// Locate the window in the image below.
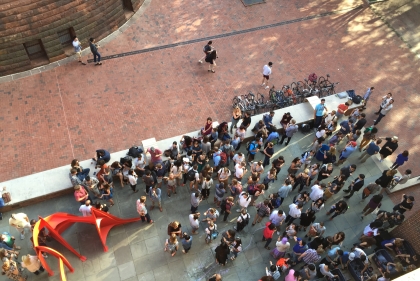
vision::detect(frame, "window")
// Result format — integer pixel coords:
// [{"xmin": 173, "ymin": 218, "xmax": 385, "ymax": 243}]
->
[
  {"xmin": 57, "ymin": 28, "xmax": 75, "ymax": 46},
  {"xmin": 23, "ymin": 40, "xmax": 47, "ymax": 60}
]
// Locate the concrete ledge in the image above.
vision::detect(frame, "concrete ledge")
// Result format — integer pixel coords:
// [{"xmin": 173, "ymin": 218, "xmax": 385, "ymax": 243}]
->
[{"xmin": 1, "ymin": 94, "xmax": 364, "ymax": 211}]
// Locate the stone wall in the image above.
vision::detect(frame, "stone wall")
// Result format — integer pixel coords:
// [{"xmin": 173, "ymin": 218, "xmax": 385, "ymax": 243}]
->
[{"xmin": 0, "ymin": 0, "xmax": 145, "ymax": 76}]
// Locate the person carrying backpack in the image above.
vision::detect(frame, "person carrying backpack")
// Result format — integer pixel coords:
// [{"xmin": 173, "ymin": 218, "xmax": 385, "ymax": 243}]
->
[
  {"xmin": 199, "ymin": 41, "xmax": 213, "ymax": 63},
  {"xmin": 234, "ymin": 208, "xmax": 250, "ymax": 232},
  {"xmin": 247, "ymin": 138, "xmax": 262, "ymax": 162},
  {"xmin": 186, "ymin": 164, "xmax": 200, "ymax": 191},
  {"xmin": 252, "ymin": 199, "xmax": 271, "ymax": 226}
]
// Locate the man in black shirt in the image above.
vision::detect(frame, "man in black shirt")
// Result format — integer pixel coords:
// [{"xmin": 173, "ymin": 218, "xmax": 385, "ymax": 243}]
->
[
  {"xmin": 199, "ymin": 41, "xmax": 213, "ymax": 63},
  {"xmin": 353, "ymin": 113, "xmax": 367, "ymax": 133},
  {"xmin": 340, "ymin": 164, "xmax": 357, "ymax": 180},
  {"xmin": 240, "ymin": 112, "xmax": 251, "ymax": 131}
]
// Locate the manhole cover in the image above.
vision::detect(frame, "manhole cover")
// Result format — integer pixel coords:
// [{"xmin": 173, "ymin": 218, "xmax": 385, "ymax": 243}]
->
[{"xmin": 241, "ymin": 0, "xmax": 266, "ymax": 7}]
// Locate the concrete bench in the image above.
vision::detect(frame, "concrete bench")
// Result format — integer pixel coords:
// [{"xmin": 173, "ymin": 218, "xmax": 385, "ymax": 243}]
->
[{"xmin": 0, "ymin": 95, "xmax": 365, "ymax": 211}]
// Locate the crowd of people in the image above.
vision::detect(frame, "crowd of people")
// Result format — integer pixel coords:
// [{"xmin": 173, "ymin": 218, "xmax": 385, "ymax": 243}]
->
[{"xmin": 1, "ymin": 87, "xmax": 416, "ymax": 281}]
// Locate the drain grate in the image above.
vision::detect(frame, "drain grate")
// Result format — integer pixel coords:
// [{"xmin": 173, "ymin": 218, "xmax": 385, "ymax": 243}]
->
[
  {"xmin": 87, "ymin": 5, "xmax": 363, "ymax": 63},
  {"xmin": 241, "ymin": 0, "xmax": 266, "ymax": 7}
]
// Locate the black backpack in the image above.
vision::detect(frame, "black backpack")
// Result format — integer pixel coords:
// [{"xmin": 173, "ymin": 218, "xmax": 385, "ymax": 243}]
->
[
  {"xmin": 353, "ymin": 95, "xmax": 362, "ymax": 104},
  {"xmin": 220, "ymin": 198, "xmax": 227, "ymax": 210},
  {"xmin": 242, "ymin": 214, "xmax": 250, "ymax": 225},
  {"xmin": 187, "ymin": 169, "xmax": 196, "ymax": 181},
  {"xmin": 301, "ymin": 123, "xmax": 311, "ymax": 133},
  {"xmin": 120, "ymin": 156, "xmax": 132, "ymax": 166},
  {"xmin": 127, "ymin": 146, "xmax": 143, "ymax": 158}
]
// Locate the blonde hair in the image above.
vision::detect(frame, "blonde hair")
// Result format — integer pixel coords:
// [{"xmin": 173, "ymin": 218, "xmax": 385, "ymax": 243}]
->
[
  {"xmin": 170, "ymin": 221, "xmax": 179, "ymax": 228},
  {"xmin": 233, "ymin": 107, "xmax": 241, "ymax": 115},
  {"xmin": 395, "ymin": 238, "xmax": 404, "ymax": 247},
  {"xmin": 169, "ymin": 233, "xmax": 177, "ymax": 244},
  {"xmin": 303, "ymin": 169, "xmax": 309, "ymax": 175},
  {"xmin": 387, "ymin": 170, "xmax": 398, "ymax": 177},
  {"xmin": 329, "ymin": 147, "xmax": 336, "ymax": 154},
  {"xmin": 22, "ymin": 254, "xmax": 31, "ymax": 266},
  {"xmin": 291, "ymin": 119, "xmax": 296, "ymax": 124}
]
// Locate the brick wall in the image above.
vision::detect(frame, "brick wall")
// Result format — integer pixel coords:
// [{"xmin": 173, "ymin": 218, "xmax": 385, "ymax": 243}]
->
[
  {"xmin": 389, "ymin": 184, "xmax": 420, "ymax": 253},
  {"xmin": 0, "ymin": 0, "xmax": 145, "ymax": 76},
  {"xmin": 391, "ymin": 210, "xmax": 420, "ymax": 254}
]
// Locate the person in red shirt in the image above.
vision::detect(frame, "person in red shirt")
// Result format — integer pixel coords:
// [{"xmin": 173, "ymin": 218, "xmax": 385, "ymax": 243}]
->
[
  {"xmin": 147, "ymin": 147, "xmax": 163, "ymax": 168},
  {"xmin": 74, "ymin": 185, "xmax": 92, "ymax": 205},
  {"xmin": 96, "ymin": 160, "xmax": 108, "ymax": 183},
  {"xmin": 336, "ymin": 102, "xmax": 349, "ymax": 119},
  {"xmin": 201, "ymin": 117, "xmax": 213, "ymax": 136},
  {"xmin": 262, "ymin": 222, "xmax": 276, "ymax": 250}
]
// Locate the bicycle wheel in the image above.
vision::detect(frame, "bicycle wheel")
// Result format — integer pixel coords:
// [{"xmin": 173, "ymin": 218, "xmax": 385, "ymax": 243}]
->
[{"xmin": 318, "ymin": 76, "xmax": 326, "ymax": 88}]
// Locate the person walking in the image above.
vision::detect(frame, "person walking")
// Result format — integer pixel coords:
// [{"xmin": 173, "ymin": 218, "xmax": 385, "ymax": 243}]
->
[
  {"xmin": 79, "ymin": 200, "xmax": 92, "ymax": 217},
  {"xmin": 359, "ymin": 126, "xmax": 378, "ymax": 151},
  {"xmin": 205, "ymin": 49, "xmax": 218, "ymax": 73},
  {"xmin": 378, "ymin": 136, "xmax": 398, "ymax": 162},
  {"xmin": 261, "ymin": 62, "xmax": 273, "ymax": 89},
  {"xmin": 390, "ymin": 150, "xmax": 409, "ymax": 169},
  {"xmin": 359, "ymin": 139, "xmax": 382, "ymax": 163},
  {"xmin": 8, "ymin": 213, "xmax": 30, "ymax": 240},
  {"xmin": 220, "ymin": 197, "xmax": 235, "ymax": 222},
  {"xmin": 314, "ymin": 99, "xmax": 328, "ymax": 129},
  {"xmin": 335, "ymin": 141, "xmax": 357, "ymax": 166},
  {"xmin": 234, "ymin": 208, "xmax": 250, "ymax": 232},
  {"xmin": 72, "ymin": 37, "xmax": 86, "ymax": 65},
  {"xmin": 362, "ymin": 87, "xmax": 374, "ymax": 109},
  {"xmin": 361, "ymin": 194, "xmax": 383, "ymax": 219},
  {"xmin": 278, "ymin": 179, "xmax": 292, "ymax": 205},
  {"xmin": 326, "ymin": 200, "xmax": 348, "ymax": 220},
  {"xmin": 89, "ymin": 37, "xmax": 102, "ymax": 65},
  {"xmin": 374, "ymin": 93, "xmax": 392, "ymax": 115},
  {"xmin": 262, "ymin": 222, "xmax": 276, "ymax": 250},
  {"xmin": 136, "ymin": 196, "xmax": 153, "ymax": 223},
  {"xmin": 199, "ymin": 41, "xmax": 213, "ymax": 63},
  {"xmin": 374, "ymin": 99, "xmax": 394, "ymax": 126}
]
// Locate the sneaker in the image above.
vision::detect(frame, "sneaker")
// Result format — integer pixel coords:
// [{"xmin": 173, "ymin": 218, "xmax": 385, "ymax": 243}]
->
[
  {"xmin": 265, "ymin": 86, "xmax": 269, "ymax": 89},
  {"xmin": 277, "ymin": 231, "xmax": 280, "ymax": 236},
  {"xmin": 20, "ymin": 233, "xmax": 25, "ymax": 240},
  {"xmin": 233, "ymin": 227, "xmax": 237, "ymax": 230},
  {"xmin": 261, "ymin": 83, "xmax": 265, "ymax": 87},
  {"xmin": 373, "ymin": 120, "xmax": 376, "ymax": 122},
  {"xmin": 198, "ymin": 60, "xmax": 203, "ymax": 63}
]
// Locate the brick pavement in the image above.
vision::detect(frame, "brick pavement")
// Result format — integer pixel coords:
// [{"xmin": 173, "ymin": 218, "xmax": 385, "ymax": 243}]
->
[{"xmin": 0, "ymin": 0, "xmax": 419, "ymax": 199}]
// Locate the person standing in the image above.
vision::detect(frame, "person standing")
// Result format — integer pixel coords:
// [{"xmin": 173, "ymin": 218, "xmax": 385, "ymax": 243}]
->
[
  {"xmin": 190, "ymin": 192, "xmax": 202, "ymax": 213},
  {"xmin": 128, "ymin": 169, "xmax": 139, "ymax": 193},
  {"xmin": 269, "ymin": 210, "xmax": 286, "ymax": 235},
  {"xmin": 374, "ymin": 93, "xmax": 393, "ymax": 115},
  {"xmin": 362, "ymin": 87, "xmax": 374, "ymax": 109},
  {"xmin": 343, "ymin": 174, "xmax": 365, "ymax": 199},
  {"xmin": 146, "ymin": 147, "xmax": 163, "ymax": 167},
  {"xmin": 261, "ymin": 62, "xmax": 273, "ymax": 89},
  {"xmin": 262, "ymin": 222, "xmax": 276, "ymax": 250},
  {"xmin": 149, "ymin": 185, "xmax": 162, "ymax": 212},
  {"xmin": 72, "ymin": 37, "xmax": 86, "ymax": 65},
  {"xmin": 393, "ymin": 194, "xmax": 414, "ymax": 214},
  {"xmin": 378, "ymin": 136, "xmax": 399, "ymax": 162},
  {"xmin": 278, "ymin": 179, "xmax": 292, "ymax": 205},
  {"xmin": 21, "ymin": 254, "xmax": 45, "ymax": 275},
  {"xmin": 136, "ymin": 196, "xmax": 153, "ymax": 223},
  {"xmin": 181, "ymin": 233, "xmax": 193, "ymax": 254},
  {"xmin": 198, "ymin": 41, "xmax": 213, "ymax": 63},
  {"xmin": 89, "ymin": 37, "xmax": 102, "ymax": 65},
  {"xmin": 230, "ymin": 106, "xmax": 242, "ymax": 134},
  {"xmin": 234, "ymin": 208, "xmax": 250, "ymax": 232},
  {"xmin": 9, "ymin": 213, "xmax": 30, "ymax": 240},
  {"xmin": 79, "ymin": 200, "xmax": 92, "ymax": 217},
  {"xmin": 262, "ymin": 142, "xmax": 274, "ymax": 168},
  {"xmin": 314, "ymin": 99, "xmax": 328, "ymax": 129},
  {"xmin": 374, "ymin": 99, "xmax": 394, "ymax": 126},
  {"xmin": 377, "ymin": 169, "xmax": 398, "ymax": 195},
  {"xmin": 285, "ymin": 203, "xmax": 303, "ymax": 226},
  {"xmin": 220, "ymin": 197, "xmax": 235, "ymax": 222},
  {"xmin": 390, "ymin": 150, "xmax": 409, "ymax": 169},
  {"xmin": 189, "ymin": 213, "xmax": 200, "ymax": 234},
  {"xmin": 279, "ymin": 119, "xmax": 299, "ymax": 146},
  {"xmin": 353, "ymin": 113, "xmax": 367, "ymax": 134},
  {"xmin": 359, "ymin": 139, "xmax": 382, "ymax": 163}
]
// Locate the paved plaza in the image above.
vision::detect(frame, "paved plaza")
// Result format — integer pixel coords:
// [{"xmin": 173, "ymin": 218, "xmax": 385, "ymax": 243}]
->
[
  {"xmin": 0, "ymin": 132, "xmax": 396, "ymax": 281},
  {"xmin": 1, "ymin": 0, "xmax": 420, "ymax": 280}
]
